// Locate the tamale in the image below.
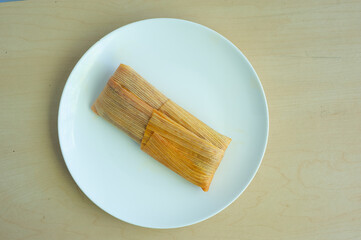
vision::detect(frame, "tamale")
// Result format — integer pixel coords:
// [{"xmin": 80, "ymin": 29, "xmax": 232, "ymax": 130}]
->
[{"xmin": 92, "ymin": 64, "xmax": 232, "ymax": 191}]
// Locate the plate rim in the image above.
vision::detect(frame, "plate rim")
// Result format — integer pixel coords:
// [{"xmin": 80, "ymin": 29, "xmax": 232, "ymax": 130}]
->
[{"xmin": 58, "ymin": 18, "xmax": 269, "ymax": 229}]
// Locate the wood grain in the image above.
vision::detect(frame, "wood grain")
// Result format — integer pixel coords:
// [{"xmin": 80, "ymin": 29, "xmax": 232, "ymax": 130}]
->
[{"xmin": 0, "ymin": 0, "xmax": 360, "ymax": 239}]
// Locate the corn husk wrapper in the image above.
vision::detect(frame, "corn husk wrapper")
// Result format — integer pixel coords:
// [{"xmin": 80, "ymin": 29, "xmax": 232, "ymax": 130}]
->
[
  {"xmin": 92, "ymin": 78, "xmax": 153, "ymax": 143},
  {"xmin": 92, "ymin": 64, "xmax": 231, "ymax": 191}
]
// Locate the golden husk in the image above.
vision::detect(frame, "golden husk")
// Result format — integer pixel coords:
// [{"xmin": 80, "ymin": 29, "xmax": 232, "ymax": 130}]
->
[{"xmin": 92, "ymin": 64, "xmax": 232, "ymax": 191}]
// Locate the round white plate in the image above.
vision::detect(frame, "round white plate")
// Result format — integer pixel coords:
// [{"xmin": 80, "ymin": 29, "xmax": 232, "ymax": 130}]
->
[{"xmin": 58, "ymin": 18, "xmax": 268, "ymax": 229}]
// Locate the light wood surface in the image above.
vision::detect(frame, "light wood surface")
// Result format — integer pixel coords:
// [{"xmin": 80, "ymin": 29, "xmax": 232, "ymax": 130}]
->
[{"xmin": 1, "ymin": 0, "xmax": 360, "ymax": 239}]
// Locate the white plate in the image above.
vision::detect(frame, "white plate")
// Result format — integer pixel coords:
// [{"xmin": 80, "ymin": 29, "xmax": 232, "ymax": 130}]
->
[{"xmin": 58, "ymin": 18, "xmax": 268, "ymax": 229}]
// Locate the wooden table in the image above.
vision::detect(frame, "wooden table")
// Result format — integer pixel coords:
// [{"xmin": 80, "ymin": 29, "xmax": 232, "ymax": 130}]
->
[{"xmin": 1, "ymin": 0, "xmax": 360, "ymax": 239}]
